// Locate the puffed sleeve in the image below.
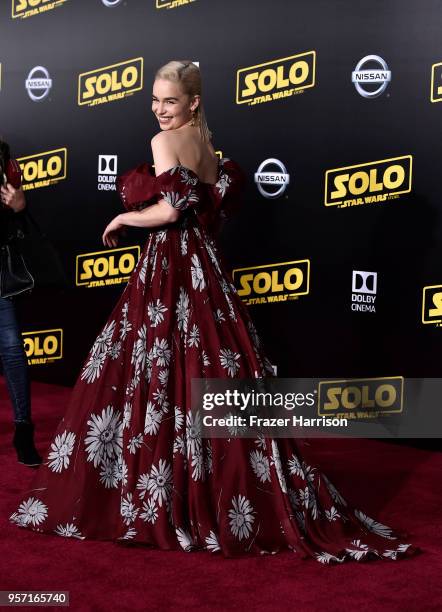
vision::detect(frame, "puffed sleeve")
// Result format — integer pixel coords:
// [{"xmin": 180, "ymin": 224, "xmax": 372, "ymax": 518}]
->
[
  {"xmin": 116, "ymin": 163, "xmax": 200, "ymax": 213},
  {"xmin": 154, "ymin": 165, "xmax": 200, "ymax": 212},
  {"xmin": 214, "ymin": 158, "xmax": 247, "ymax": 221},
  {"xmin": 116, "ymin": 163, "xmax": 159, "ymax": 212}
]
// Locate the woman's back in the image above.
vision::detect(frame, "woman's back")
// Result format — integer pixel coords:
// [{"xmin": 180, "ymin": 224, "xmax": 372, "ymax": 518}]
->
[{"xmin": 158, "ymin": 126, "xmax": 219, "ymax": 185}]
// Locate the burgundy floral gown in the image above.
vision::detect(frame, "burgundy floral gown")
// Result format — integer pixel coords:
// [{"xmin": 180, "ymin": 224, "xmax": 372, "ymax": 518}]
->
[{"xmin": 10, "ymin": 157, "xmax": 420, "ymax": 564}]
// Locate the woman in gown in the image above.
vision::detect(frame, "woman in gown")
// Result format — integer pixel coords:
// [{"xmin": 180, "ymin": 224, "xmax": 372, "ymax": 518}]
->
[{"xmin": 9, "ymin": 61, "xmax": 420, "ymax": 564}]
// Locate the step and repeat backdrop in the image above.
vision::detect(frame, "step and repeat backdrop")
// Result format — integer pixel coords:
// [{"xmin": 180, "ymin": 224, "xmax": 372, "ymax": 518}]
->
[{"xmin": 1, "ymin": 0, "xmax": 442, "ymax": 407}]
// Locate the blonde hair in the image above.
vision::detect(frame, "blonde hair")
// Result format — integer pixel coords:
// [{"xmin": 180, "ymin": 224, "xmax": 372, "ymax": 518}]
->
[{"xmin": 154, "ymin": 60, "xmax": 212, "ymax": 142}]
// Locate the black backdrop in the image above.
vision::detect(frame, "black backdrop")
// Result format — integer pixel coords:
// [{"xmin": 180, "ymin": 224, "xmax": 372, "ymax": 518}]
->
[{"xmin": 1, "ymin": 0, "xmax": 442, "ymax": 411}]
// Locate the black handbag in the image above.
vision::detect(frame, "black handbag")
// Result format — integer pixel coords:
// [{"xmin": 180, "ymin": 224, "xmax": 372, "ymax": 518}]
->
[
  {"xmin": 1, "ymin": 209, "xmax": 68, "ymax": 295},
  {"xmin": 0, "ymin": 240, "xmax": 34, "ymax": 298}
]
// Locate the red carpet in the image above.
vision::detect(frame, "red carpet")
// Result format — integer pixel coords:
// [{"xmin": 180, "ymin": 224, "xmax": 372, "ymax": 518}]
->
[{"xmin": 1, "ymin": 376, "xmax": 441, "ymax": 611}]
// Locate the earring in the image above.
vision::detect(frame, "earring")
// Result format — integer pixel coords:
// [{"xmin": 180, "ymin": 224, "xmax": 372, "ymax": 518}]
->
[{"xmin": 190, "ymin": 110, "xmax": 196, "ymax": 126}]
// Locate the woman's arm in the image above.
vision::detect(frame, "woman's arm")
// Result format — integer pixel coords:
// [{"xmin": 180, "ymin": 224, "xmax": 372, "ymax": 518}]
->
[{"xmin": 102, "ymin": 132, "xmax": 181, "ymax": 246}]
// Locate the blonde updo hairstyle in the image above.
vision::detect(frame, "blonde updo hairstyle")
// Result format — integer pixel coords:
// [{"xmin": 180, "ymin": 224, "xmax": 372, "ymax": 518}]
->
[{"xmin": 154, "ymin": 60, "xmax": 212, "ymax": 142}]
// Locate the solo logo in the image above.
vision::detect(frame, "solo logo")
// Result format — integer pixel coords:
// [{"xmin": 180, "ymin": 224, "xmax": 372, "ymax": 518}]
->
[
  {"xmin": 318, "ymin": 376, "xmax": 403, "ymax": 418},
  {"xmin": 76, "ymin": 245, "xmax": 140, "ymax": 288},
  {"xmin": 236, "ymin": 51, "xmax": 316, "ymax": 106},
  {"xmin": 98, "ymin": 155, "xmax": 118, "ymax": 191},
  {"xmin": 351, "ymin": 270, "xmax": 377, "ymax": 313},
  {"xmin": 156, "ymin": 0, "xmax": 196, "ymax": 9},
  {"xmin": 78, "ymin": 57, "xmax": 144, "ymax": 107},
  {"xmin": 232, "ymin": 259, "xmax": 310, "ymax": 305},
  {"xmin": 422, "ymin": 285, "xmax": 442, "ymax": 327},
  {"xmin": 22, "ymin": 329, "xmax": 63, "ymax": 365},
  {"xmin": 325, "ymin": 155, "xmax": 412, "ymax": 208},
  {"xmin": 17, "ymin": 148, "xmax": 67, "ymax": 190},
  {"xmin": 430, "ymin": 62, "xmax": 442, "ymax": 103},
  {"xmin": 12, "ymin": 0, "xmax": 68, "ymax": 19}
]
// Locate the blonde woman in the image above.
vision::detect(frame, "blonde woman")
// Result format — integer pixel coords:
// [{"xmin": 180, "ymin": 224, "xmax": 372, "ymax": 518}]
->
[{"xmin": 10, "ymin": 62, "xmax": 419, "ymax": 564}]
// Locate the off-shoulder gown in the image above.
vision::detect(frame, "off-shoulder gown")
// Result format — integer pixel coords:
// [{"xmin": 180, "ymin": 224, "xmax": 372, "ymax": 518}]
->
[{"xmin": 9, "ymin": 157, "xmax": 420, "ymax": 564}]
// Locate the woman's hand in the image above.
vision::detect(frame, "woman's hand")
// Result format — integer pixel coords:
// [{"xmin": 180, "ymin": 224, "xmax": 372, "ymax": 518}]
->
[
  {"xmin": 0, "ymin": 184, "xmax": 26, "ymax": 212},
  {"xmin": 102, "ymin": 214, "xmax": 126, "ymax": 248}
]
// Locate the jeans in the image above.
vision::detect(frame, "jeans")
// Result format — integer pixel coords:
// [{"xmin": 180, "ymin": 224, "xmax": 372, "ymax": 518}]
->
[{"xmin": 0, "ymin": 296, "xmax": 31, "ymax": 422}]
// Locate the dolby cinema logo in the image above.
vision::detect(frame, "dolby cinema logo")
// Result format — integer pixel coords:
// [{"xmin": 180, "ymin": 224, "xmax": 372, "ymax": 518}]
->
[
  {"xmin": 98, "ymin": 155, "xmax": 118, "ymax": 191},
  {"xmin": 254, "ymin": 159, "xmax": 290, "ymax": 199},
  {"xmin": 352, "ymin": 55, "xmax": 391, "ymax": 98},
  {"xmin": 25, "ymin": 66, "xmax": 52, "ymax": 102},
  {"xmin": 351, "ymin": 271, "xmax": 377, "ymax": 313}
]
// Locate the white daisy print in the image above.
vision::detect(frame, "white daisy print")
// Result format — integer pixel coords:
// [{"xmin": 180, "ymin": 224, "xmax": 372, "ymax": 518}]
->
[
  {"xmin": 109, "ymin": 340, "xmax": 122, "ymax": 360},
  {"xmin": 201, "ymin": 350, "xmax": 211, "ymax": 366},
  {"xmin": 121, "ymin": 492, "xmax": 139, "ymax": 525},
  {"xmin": 190, "ymin": 254, "xmax": 206, "ymax": 291},
  {"xmin": 176, "ymin": 287, "xmax": 190, "ymax": 334},
  {"xmin": 144, "ymin": 401, "xmax": 162, "ymax": 435},
  {"xmin": 54, "ymin": 523, "xmax": 84, "ymax": 539},
  {"xmin": 153, "ymin": 337, "xmax": 172, "ymax": 367},
  {"xmin": 131, "ymin": 324, "xmax": 148, "ymax": 371},
  {"xmin": 254, "ymin": 433, "xmax": 267, "ymax": 450},
  {"xmin": 47, "ymin": 430, "xmax": 76, "ymax": 473},
  {"xmin": 383, "ymin": 543, "xmax": 412, "ymax": 559},
  {"xmin": 84, "ymin": 405, "xmax": 123, "ymax": 467},
  {"xmin": 11, "ymin": 497, "xmax": 48, "ymax": 527},
  {"xmin": 113, "ymin": 455, "xmax": 128, "ymax": 486},
  {"xmin": 120, "ymin": 528, "xmax": 137, "ymax": 540},
  {"xmin": 136, "ymin": 473, "xmax": 150, "ymax": 500},
  {"xmin": 174, "ymin": 406, "xmax": 184, "ymax": 431},
  {"xmin": 127, "ymin": 434, "xmax": 143, "ymax": 454},
  {"xmin": 180, "ymin": 229, "xmax": 188, "ymax": 255},
  {"xmin": 158, "ymin": 369, "xmax": 169, "ymax": 387},
  {"xmin": 288, "ymin": 454, "xmax": 303, "ymax": 478},
  {"xmin": 186, "ymin": 410, "xmax": 202, "ymax": 457},
  {"xmin": 123, "ymin": 402, "xmax": 132, "ymax": 430},
  {"xmin": 147, "ymin": 299, "xmax": 168, "ymax": 327},
  {"xmin": 153, "ymin": 387, "xmax": 167, "ymax": 406},
  {"xmin": 80, "ymin": 351, "xmax": 106, "ymax": 384},
  {"xmin": 140, "ymin": 499, "xmax": 159, "ymax": 524},
  {"xmin": 191, "ymin": 448, "xmax": 205, "ymax": 481},
  {"xmin": 187, "ymin": 323, "xmax": 200, "ymax": 348},
  {"xmin": 214, "ymin": 309, "xmax": 226, "ymax": 324},
  {"xmin": 99, "ymin": 458, "xmax": 119, "ymax": 489},
  {"xmin": 219, "ymin": 347, "xmax": 241, "ymax": 377},
  {"xmin": 90, "ymin": 320, "xmax": 116, "ymax": 357},
  {"xmin": 325, "ymin": 506, "xmax": 341, "ymax": 521},
  {"xmin": 345, "ymin": 540, "xmax": 371, "ymax": 561},
  {"xmin": 249, "ymin": 449, "xmax": 271, "ymax": 483},
  {"xmin": 228, "ymin": 494, "xmax": 255, "ymax": 541},
  {"xmin": 354, "ymin": 510, "xmax": 395, "ymax": 539},
  {"xmin": 205, "ymin": 530, "xmax": 221, "ymax": 552},
  {"xmin": 147, "ymin": 459, "xmax": 173, "ymax": 507},
  {"xmin": 176, "ymin": 527, "xmax": 194, "ymax": 551},
  {"xmin": 314, "ymin": 552, "xmax": 344, "ymax": 565},
  {"xmin": 119, "ymin": 302, "xmax": 132, "ymax": 340},
  {"xmin": 173, "ymin": 435, "xmax": 185, "ymax": 455}
]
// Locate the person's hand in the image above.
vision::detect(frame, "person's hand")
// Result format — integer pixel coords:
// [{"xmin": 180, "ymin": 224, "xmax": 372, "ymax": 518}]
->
[
  {"xmin": 102, "ymin": 214, "xmax": 125, "ymax": 248},
  {"xmin": 0, "ymin": 183, "xmax": 26, "ymax": 212}
]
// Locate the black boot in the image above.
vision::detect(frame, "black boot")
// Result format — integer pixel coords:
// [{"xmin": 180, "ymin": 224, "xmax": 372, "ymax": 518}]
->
[{"xmin": 13, "ymin": 421, "xmax": 42, "ymax": 467}]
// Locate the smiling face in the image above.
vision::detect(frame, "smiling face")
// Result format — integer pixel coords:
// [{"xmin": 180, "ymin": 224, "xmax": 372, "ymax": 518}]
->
[{"xmin": 152, "ymin": 78, "xmax": 199, "ymax": 131}]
